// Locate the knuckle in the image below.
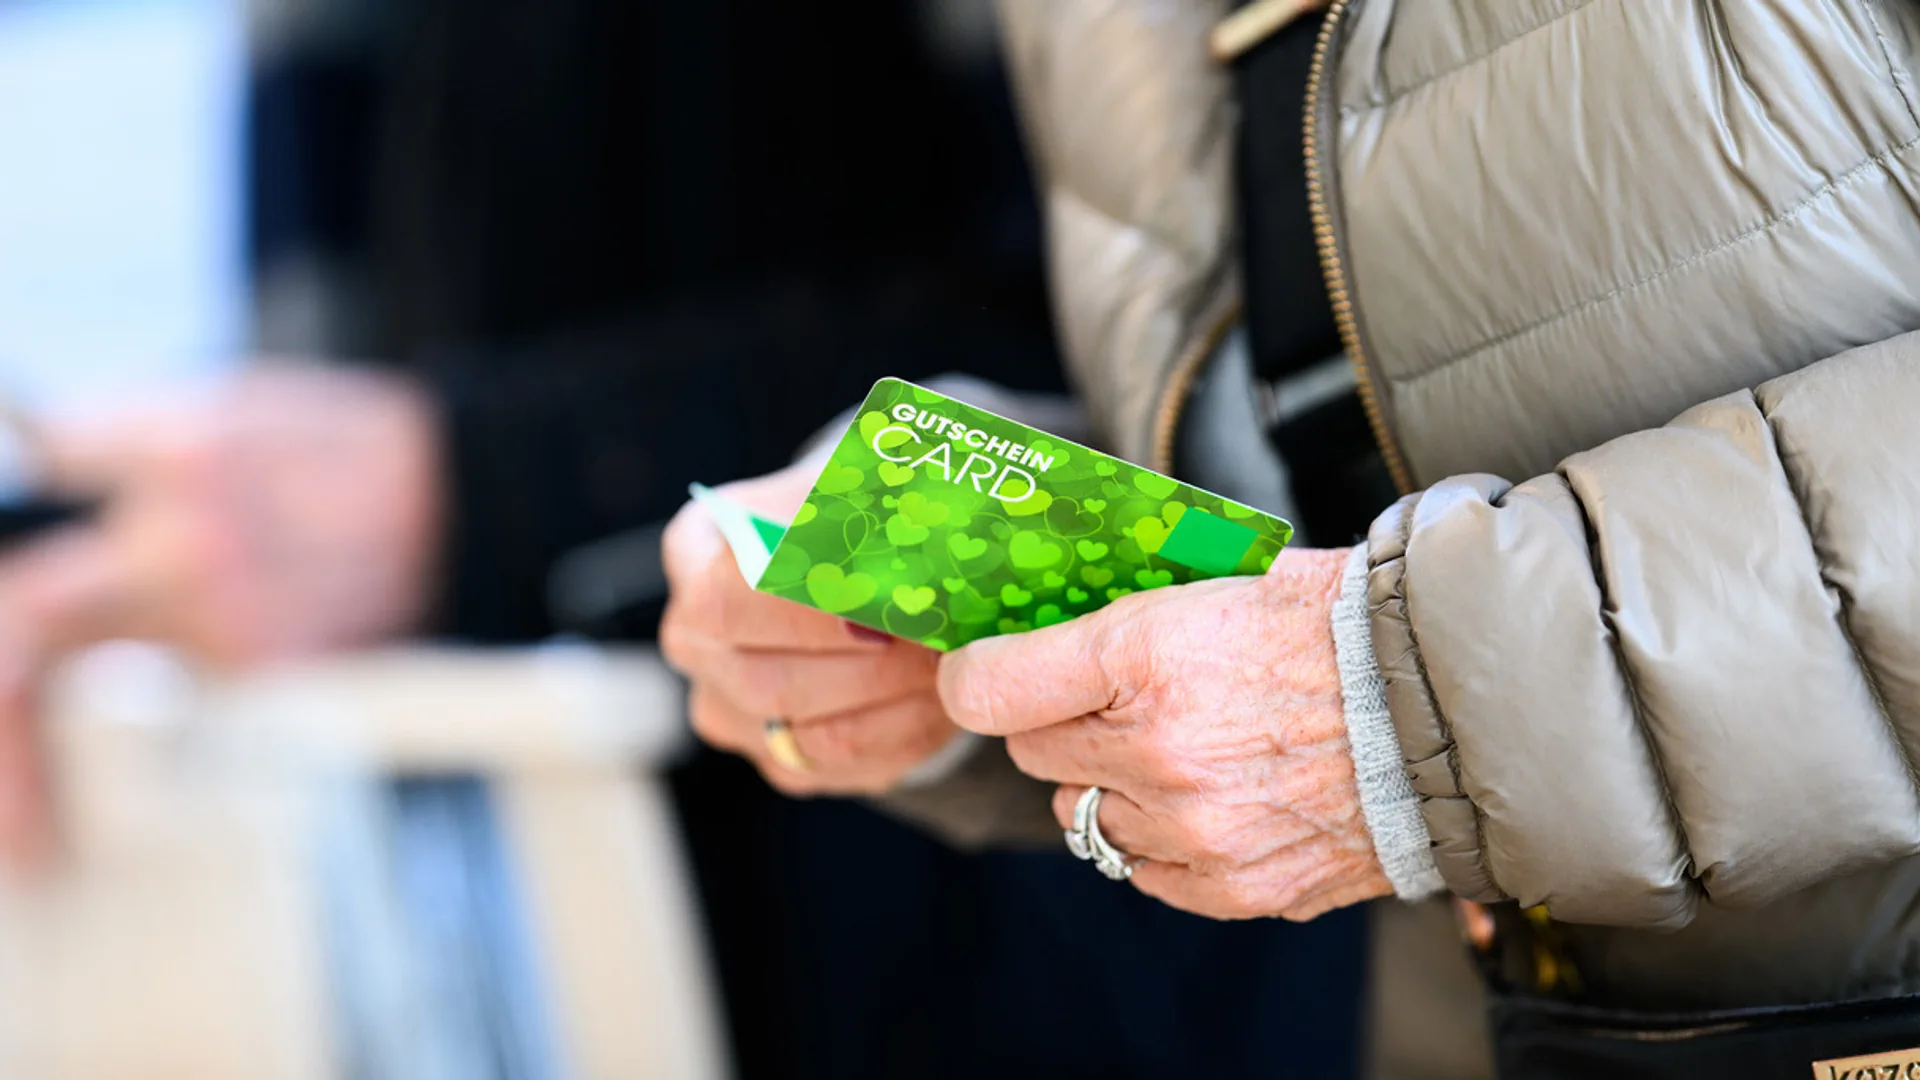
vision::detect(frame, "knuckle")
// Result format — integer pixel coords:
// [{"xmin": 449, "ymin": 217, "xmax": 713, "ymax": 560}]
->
[
  {"xmin": 687, "ymin": 703, "xmax": 721, "ymax": 745},
  {"xmin": 1089, "ymin": 620, "xmax": 1144, "ymax": 713},
  {"xmin": 1213, "ymin": 870, "xmax": 1273, "ymax": 919},
  {"xmin": 898, "ymin": 721, "xmax": 960, "ymax": 771},
  {"xmin": 790, "ymin": 703, "xmax": 954, "ymax": 792},
  {"xmin": 665, "ymin": 565, "xmax": 732, "ymax": 646},
  {"xmin": 656, "ymin": 612, "xmax": 696, "ymax": 673},
  {"xmin": 658, "ymin": 502, "xmax": 706, "ymax": 583},
  {"xmin": 686, "ymin": 697, "xmax": 728, "ymax": 746},
  {"xmin": 685, "ymin": 687, "xmax": 753, "ymax": 752},
  {"xmin": 1002, "ymin": 733, "xmax": 1053, "ymax": 781},
  {"xmin": 1135, "ymin": 725, "xmax": 1201, "ymax": 787},
  {"xmin": 1173, "ymin": 802, "xmax": 1238, "ymax": 860}
]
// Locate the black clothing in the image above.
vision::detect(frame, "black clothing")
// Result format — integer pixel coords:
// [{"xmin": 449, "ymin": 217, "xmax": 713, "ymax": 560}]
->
[{"xmin": 249, "ymin": 3, "xmax": 1368, "ymax": 1077}]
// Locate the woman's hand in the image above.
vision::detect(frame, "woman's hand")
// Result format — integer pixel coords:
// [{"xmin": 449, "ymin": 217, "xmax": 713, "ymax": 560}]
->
[
  {"xmin": 937, "ymin": 547, "xmax": 1391, "ymax": 920},
  {"xmin": 12, "ymin": 364, "xmax": 443, "ymax": 665},
  {"xmin": 0, "ymin": 363, "xmax": 443, "ymax": 867},
  {"xmin": 659, "ymin": 462, "xmax": 962, "ymax": 796}
]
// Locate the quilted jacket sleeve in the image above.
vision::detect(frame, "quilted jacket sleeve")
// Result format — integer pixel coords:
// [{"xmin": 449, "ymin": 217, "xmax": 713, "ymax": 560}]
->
[{"xmin": 1371, "ymin": 330, "xmax": 1920, "ymax": 929}]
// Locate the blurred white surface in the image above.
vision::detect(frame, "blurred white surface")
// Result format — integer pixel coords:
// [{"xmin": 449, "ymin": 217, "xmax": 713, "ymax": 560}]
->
[
  {"xmin": 0, "ymin": 0, "xmax": 243, "ymax": 407},
  {"xmin": 0, "ymin": 645, "xmax": 723, "ymax": 1080}
]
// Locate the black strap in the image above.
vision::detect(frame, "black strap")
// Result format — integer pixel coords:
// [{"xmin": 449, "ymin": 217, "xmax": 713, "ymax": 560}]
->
[
  {"xmin": 1227, "ymin": 12, "xmax": 1398, "ymax": 540},
  {"xmin": 1231, "ymin": 11, "xmax": 1341, "ymax": 385}
]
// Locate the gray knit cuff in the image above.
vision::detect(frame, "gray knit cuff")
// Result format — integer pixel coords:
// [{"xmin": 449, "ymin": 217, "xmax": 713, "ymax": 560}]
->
[{"xmin": 1332, "ymin": 544, "xmax": 1444, "ymax": 900}]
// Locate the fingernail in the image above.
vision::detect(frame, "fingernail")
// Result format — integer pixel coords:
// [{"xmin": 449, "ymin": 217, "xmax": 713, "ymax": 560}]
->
[{"xmin": 843, "ymin": 621, "xmax": 891, "ymax": 645}]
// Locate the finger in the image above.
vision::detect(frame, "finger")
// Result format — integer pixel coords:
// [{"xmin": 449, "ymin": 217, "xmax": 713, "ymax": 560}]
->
[
  {"xmin": 1004, "ymin": 715, "xmax": 1158, "ymax": 789},
  {"xmin": 937, "ymin": 609, "xmax": 1143, "ymax": 737},
  {"xmin": 687, "ymin": 679, "xmax": 824, "ymax": 785},
  {"xmin": 686, "ymin": 682, "xmax": 762, "ymax": 754},
  {"xmin": 711, "ymin": 460, "xmax": 823, "ymax": 522},
  {"xmin": 1050, "ymin": 783, "xmax": 1080, "ymax": 828},
  {"xmin": 1051, "ymin": 784, "xmax": 1187, "ymax": 865},
  {"xmin": 667, "ymin": 636, "xmax": 938, "ymax": 722},
  {"xmin": 31, "ymin": 395, "xmax": 203, "ymax": 495},
  {"xmin": 0, "ymin": 669, "xmax": 55, "ymax": 874},
  {"xmin": 680, "ymin": 688, "xmax": 823, "ymax": 797},
  {"xmin": 1131, "ymin": 837, "xmax": 1370, "ymax": 921},
  {"xmin": 661, "ymin": 507, "xmax": 887, "ymax": 653},
  {"xmin": 687, "ymin": 679, "xmax": 956, "ymax": 795},
  {"xmin": 659, "ymin": 457, "xmax": 819, "ymax": 589},
  {"xmin": 785, "ymin": 691, "xmax": 957, "ymax": 782},
  {"xmin": 709, "ymin": 559, "xmax": 891, "ymax": 650},
  {"xmin": 0, "ymin": 526, "xmax": 160, "ymax": 658},
  {"xmin": 28, "ymin": 412, "xmax": 143, "ymax": 495},
  {"xmin": 1127, "ymin": 860, "xmax": 1251, "ymax": 919}
]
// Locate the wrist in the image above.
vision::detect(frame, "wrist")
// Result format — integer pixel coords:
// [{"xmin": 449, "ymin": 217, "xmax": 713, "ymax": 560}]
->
[{"xmin": 1261, "ymin": 544, "xmax": 1351, "ymax": 607}]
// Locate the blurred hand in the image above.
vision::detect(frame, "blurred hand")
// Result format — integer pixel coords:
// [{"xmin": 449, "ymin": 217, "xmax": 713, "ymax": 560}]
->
[
  {"xmin": 659, "ymin": 462, "xmax": 960, "ymax": 796},
  {"xmin": 938, "ymin": 548, "xmax": 1392, "ymax": 921},
  {"xmin": 0, "ymin": 363, "xmax": 442, "ymax": 867}
]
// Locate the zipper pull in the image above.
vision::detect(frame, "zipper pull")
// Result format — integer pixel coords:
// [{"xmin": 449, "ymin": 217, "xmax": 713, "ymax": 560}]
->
[{"xmin": 1210, "ymin": 0, "xmax": 1325, "ymax": 63}]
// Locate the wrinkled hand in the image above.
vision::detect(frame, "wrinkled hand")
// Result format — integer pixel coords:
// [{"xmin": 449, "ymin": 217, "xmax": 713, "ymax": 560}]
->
[
  {"xmin": 659, "ymin": 462, "xmax": 960, "ymax": 796},
  {"xmin": 938, "ymin": 548, "xmax": 1391, "ymax": 921},
  {"xmin": 0, "ymin": 363, "xmax": 442, "ymax": 867}
]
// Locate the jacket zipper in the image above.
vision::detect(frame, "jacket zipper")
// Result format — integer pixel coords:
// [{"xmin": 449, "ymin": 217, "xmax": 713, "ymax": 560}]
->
[
  {"xmin": 1303, "ymin": 0, "xmax": 1414, "ymax": 494},
  {"xmin": 1153, "ymin": 0, "xmax": 1412, "ymax": 491}
]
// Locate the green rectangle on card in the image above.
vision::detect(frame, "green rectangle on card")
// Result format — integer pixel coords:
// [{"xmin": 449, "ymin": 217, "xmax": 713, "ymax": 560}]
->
[
  {"xmin": 729, "ymin": 378, "xmax": 1292, "ymax": 651},
  {"xmin": 1157, "ymin": 507, "xmax": 1262, "ymax": 577}
]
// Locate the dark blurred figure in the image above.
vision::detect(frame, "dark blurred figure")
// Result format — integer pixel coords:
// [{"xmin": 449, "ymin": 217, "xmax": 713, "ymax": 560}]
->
[
  {"xmin": 0, "ymin": 2, "xmax": 1368, "ymax": 1077},
  {"xmin": 252, "ymin": 0, "xmax": 1064, "ymax": 646}
]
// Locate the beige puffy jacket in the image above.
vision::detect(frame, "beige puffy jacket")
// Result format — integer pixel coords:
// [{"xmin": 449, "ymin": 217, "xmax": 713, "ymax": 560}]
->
[
  {"xmin": 889, "ymin": 0, "xmax": 1920, "ymax": 1024},
  {"xmin": 1336, "ymin": 0, "xmax": 1920, "ymax": 1008}
]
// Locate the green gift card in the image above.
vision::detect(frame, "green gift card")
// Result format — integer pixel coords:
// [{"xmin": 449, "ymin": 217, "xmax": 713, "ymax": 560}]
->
[{"xmin": 698, "ymin": 377, "xmax": 1292, "ymax": 651}]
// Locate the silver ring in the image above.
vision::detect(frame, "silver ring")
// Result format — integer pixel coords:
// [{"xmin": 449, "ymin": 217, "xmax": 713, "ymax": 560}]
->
[
  {"xmin": 1087, "ymin": 795, "xmax": 1136, "ymax": 881},
  {"xmin": 1064, "ymin": 786, "xmax": 1136, "ymax": 881},
  {"xmin": 1065, "ymin": 785, "xmax": 1099, "ymax": 860}
]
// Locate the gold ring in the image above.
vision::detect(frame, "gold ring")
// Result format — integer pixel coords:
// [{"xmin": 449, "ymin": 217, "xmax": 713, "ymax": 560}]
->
[{"xmin": 763, "ymin": 719, "xmax": 812, "ymax": 773}]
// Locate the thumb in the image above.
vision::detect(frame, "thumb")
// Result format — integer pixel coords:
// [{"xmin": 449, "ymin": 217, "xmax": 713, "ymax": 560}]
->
[{"xmin": 937, "ymin": 611, "xmax": 1137, "ymax": 736}]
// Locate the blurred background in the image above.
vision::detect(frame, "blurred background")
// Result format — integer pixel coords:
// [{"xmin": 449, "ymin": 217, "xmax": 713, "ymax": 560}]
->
[{"xmin": 0, "ymin": 0, "xmax": 1366, "ymax": 1077}]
